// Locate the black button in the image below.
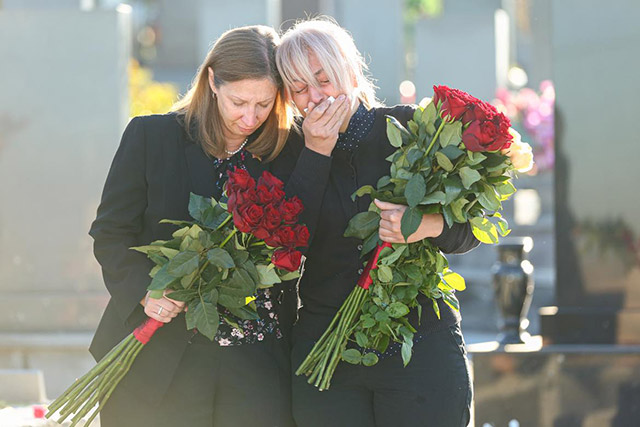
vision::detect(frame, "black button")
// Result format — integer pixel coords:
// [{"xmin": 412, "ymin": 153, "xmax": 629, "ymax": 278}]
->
[
  {"xmin": 357, "ymin": 268, "xmax": 364, "ymax": 275},
  {"xmin": 357, "ymin": 244, "xmax": 363, "ymax": 250}
]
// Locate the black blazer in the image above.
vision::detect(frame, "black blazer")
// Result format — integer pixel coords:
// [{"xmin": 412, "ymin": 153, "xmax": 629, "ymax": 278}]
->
[{"xmin": 88, "ymin": 113, "xmax": 309, "ymax": 404}]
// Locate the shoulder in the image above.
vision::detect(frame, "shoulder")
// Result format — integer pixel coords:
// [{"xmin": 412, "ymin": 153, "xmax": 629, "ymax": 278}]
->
[
  {"xmin": 128, "ymin": 112, "xmax": 184, "ymax": 137},
  {"xmin": 372, "ymin": 104, "xmax": 416, "ymax": 126}
]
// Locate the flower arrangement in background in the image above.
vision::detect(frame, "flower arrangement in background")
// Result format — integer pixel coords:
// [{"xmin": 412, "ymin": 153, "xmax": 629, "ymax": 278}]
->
[
  {"xmin": 493, "ymin": 80, "xmax": 555, "ymax": 173},
  {"xmin": 129, "ymin": 59, "xmax": 179, "ymax": 117}
]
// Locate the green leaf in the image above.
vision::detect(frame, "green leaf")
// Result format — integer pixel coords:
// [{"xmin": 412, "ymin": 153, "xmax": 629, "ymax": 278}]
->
[
  {"xmin": 406, "ymin": 148, "xmax": 424, "ymax": 168},
  {"xmin": 386, "ymin": 118, "xmax": 404, "ymax": 148},
  {"xmin": 470, "ymin": 217, "xmax": 499, "ymax": 244},
  {"xmin": 435, "ymin": 152, "xmax": 454, "ymax": 172},
  {"xmin": 386, "ymin": 302, "xmax": 410, "ymax": 318},
  {"xmin": 344, "ymin": 211, "xmax": 380, "ymax": 239},
  {"xmin": 404, "ymin": 174, "xmax": 426, "ymax": 208},
  {"xmin": 219, "ymin": 269, "xmax": 256, "ymax": 297},
  {"xmin": 496, "ymin": 181, "xmax": 517, "ymax": 198},
  {"xmin": 377, "ymin": 175, "xmax": 392, "ymax": 188},
  {"xmin": 421, "ymin": 191, "xmax": 446, "ymax": 205},
  {"xmin": 342, "ymin": 348, "xmax": 363, "ymax": 365},
  {"xmin": 400, "ymin": 207, "xmax": 422, "ymax": 241},
  {"xmin": 361, "ymin": 231, "xmax": 380, "ymax": 257},
  {"xmin": 130, "ymin": 245, "xmax": 163, "ymax": 255},
  {"xmin": 377, "ymin": 265, "xmax": 393, "ymax": 283},
  {"xmin": 440, "ymin": 145, "xmax": 465, "ymax": 161},
  {"xmin": 439, "ymin": 121, "xmax": 462, "ymax": 147},
  {"xmin": 421, "ymin": 101, "xmax": 437, "ymax": 126},
  {"xmin": 442, "ymin": 205, "xmax": 454, "ymax": 228},
  {"xmin": 180, "ymin": 269, "xmax": 198, "ymax": 289},
  {"xmin": 206, "ymin": 248, "xmax": 235, "ymax": 269},
  {"xmin": 351, "ymin": 185, "xmax": 375, "ymax": 201},
  {"xmin": 191, "ymin": 301, "xmax": 219, "ymax": 341},
  {"xmin": 401, "ymin": 339, "xmax": 413, "ymax": 367},
  {"xmin": 478, "ymin": 184, "xmax": 502, "ymax": 211},
  {"xmin": 226, "ymin": 304, "xmax": 260, "ymax": 320},
  {"xmin": 450, "ymin": 198, "xmax": 468, "ymax": 223},
  {"xmin": 467, "ymin": 151, "xmax": 487, "ymax": 166},
  {"xmin": 361, "ymin": 315, "xmax": 376, "ymax": 328},
  {"xmin": 147, "ymin": 264, "xmax": 180, "ymax": 291},
  {"xmin": 362, "ymin": 352, "xmax": 379, "ymax": 367},
  {"xmin": 355, "ymin": 331, "xmax": 369, "ymax": 348},
  {"xmin": 380, "ymin": 245, "xmax": 407, "ymax": 266},
  {"xmin": 459, "ymin": 167, "xmax": 482, "ymax": 189},
  {"xmin": 164, "ymin": 288, "xmax": 197, "ymax": 302},
  {"xmin": 495, "ymin": 215, "xmax": 511, "ymax": 236},
  {"xmin": 256, "ymin": 264, "xmax": 282, "ymax": 287},
  {"xmin": 217, "ymin": 293, "xmax": 248, "ymax": 308},
  {"xmin": 159, "ymin": 247, "xmax": 179, "ymax": 259},
  {"xmin": 188, "ymin": 193, "xmax": 213, "ymax": 223},
  {"xmin": 441, "ymin": 270, "xmax": 466, "ymax": 291},
  {"xmin": 166, "ymin": 251, "xmax": 200, "ymax": 277}
]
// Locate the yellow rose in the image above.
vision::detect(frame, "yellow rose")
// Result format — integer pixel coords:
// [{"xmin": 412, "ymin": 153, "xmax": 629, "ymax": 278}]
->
[{"xmin": 502, "ymin": 128, "xmax": 534, "ymax": 172}]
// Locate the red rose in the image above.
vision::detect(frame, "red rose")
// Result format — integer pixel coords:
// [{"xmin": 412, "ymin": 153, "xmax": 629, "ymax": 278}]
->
[
  {"xmin": 226, "ymin": 167, "xmax": 255, "ymax": 193},
  {"xmin": 462, "ymin": 114, "xmax": 513, "ymax": 152},
  {"xmin": 279, "ymin": 196, "xmax": 304, "ymax": 224},
  {"xmin": 293, "ymin": 224, "xmax": 310, "ymax": 248},
  {"xmin": 261, "ymin": 203, "xmax": 283, "ymax": 230},
  {"xmin": 227, "ymin": 187, "xmax": 258, "ymax": 212},
  {"xmin": 233, "ymin": 203, "xmax": 263, "ymax": 234},
  {"xmin": 258, "ymin": 171, "xmax": 284, "ymax": 191},
  {"xmin": 462, "ymin": 100, "xmax": 498, "ymax": 124},
  {"xmin": 433, "ymin": 85, "xmax": 478, "ymax": 122},
  {"xmin": 272, "ymin": 248, "xmax": 302, "ymax": 272},
  {"xmin": 271, "ymin": 186, "xmax": 286, "ymax": 203},
  {"xmin": 232, "ymin": 208, "xmax": 252, "ymax": 233},
  {"xmin": 265, "ymin": 225, "xmax": 296, "ymax": 248},
  {"xmin": 256, "ymin": 184, "xmax": 273, "ymax": 204}
]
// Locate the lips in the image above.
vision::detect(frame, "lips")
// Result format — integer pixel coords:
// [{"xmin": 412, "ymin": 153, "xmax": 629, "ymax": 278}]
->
[{"xmin": 238, "ymin": 126, "xmax": 256, "ymax": 134}]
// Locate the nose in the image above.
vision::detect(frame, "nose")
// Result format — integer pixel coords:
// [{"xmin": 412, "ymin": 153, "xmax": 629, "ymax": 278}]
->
[
  {"xmin": 308, "ymin": 86, "xmax": 325, "ymax": 104},
  {"xmin": 241, "ymin": 107, "xmax": 258, "ymax": 128}
]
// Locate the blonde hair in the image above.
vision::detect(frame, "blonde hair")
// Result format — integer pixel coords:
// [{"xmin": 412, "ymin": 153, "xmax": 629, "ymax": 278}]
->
[
  {"xmin": 172, "ymin": 25, "xmax": 293, "ymax": 161},
  {"xmin": 276, "ymin": 18, "xmax": 380, "ymax": 110}
]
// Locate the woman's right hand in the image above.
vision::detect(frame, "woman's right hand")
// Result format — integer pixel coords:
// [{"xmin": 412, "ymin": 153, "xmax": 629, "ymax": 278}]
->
[
  {"xmin": 142, "ymin": 290, "xmax": 186, "ymax": 323},
  {"xmin": 302, "ymin": 94, "xmax": 350, "ymax": 156}
]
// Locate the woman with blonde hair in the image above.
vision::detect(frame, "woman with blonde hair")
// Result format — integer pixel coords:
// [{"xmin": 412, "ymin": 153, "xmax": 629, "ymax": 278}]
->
[
  {"xmin": 274, "ymin": 18, "xmax": 478, "ymax": 427},
  {"xmin": 89, "ymin": 25, "xmax": 297, "ymax": 426}
]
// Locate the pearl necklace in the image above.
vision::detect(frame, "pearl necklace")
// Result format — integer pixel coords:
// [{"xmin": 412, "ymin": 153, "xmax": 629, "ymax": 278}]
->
[{"xmin": 225, "ymin": 138, "xmax": 248, "ymax": 156}]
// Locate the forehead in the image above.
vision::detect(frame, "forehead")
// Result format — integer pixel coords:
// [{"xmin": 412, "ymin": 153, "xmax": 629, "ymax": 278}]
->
[{"xmin": 219, "ymin": 78, "xmax": 277, "ymax": 99}]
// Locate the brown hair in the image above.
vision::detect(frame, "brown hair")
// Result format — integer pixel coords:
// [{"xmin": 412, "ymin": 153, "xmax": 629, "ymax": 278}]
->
[{"xmin": 172, "ymin": 25, "xmax": 293, "ymax": 161}]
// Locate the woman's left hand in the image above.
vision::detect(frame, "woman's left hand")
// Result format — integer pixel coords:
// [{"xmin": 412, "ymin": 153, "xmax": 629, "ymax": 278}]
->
[{"xmin": 374, "ymin": 199, "xmax": 444, "ymax": 244}]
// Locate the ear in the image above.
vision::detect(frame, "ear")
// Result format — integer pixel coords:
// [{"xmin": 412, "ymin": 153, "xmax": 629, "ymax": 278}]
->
[{"xmin": 208, "ymin": 67, "xmax": 217, "ymax": 95}]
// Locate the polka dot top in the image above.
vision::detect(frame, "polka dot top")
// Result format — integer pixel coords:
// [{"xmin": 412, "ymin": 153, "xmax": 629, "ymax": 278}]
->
[{"xmin": 335, "ymin": 102, "xmax": 376, "ymax": 151}]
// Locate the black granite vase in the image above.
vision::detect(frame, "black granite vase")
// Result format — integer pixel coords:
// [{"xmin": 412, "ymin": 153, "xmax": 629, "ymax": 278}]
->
[{"xmin": 492, "ymin": 237, "xmax": 535, "ymax": 344}]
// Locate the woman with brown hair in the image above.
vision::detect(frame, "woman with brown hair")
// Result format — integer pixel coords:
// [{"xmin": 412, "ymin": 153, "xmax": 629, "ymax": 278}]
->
[{"xmin": 89, "ymin": 25, "xmax": 298, "ymax": 426}]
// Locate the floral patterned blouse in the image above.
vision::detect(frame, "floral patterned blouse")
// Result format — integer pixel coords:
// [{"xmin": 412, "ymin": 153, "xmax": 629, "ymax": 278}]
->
[{"xmin": 208, "ymin": 149, "xmax": 282, "ymax": 346}]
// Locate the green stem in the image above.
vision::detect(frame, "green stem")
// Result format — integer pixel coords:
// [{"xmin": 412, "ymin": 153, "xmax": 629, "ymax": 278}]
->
[
  {"xmin": 47, "ymin": 335, "xmax": 134, "ymax": 416},
  {"xmin": 425, "ymin": 118, "xmax": 447, "ymax": 157},
  {"xmin": 216, "ymin": 214, "xmax": 232, "ymax": 230},
  {"xmin": 320, "ymin": 288, "xmax": 367, "ymax": 390},
  {"xmin": 220, "ymin": 228, "xmax": 237, "ymax": 248}
]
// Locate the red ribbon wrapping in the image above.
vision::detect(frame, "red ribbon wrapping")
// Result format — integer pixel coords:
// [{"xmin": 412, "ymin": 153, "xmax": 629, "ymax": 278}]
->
[
  {"xmin": 133, "ymin": 317, "xmax": 164, "ymax": 345},
  {"xmin": 356, "ymin": 242, "xmax": 393, "ymax": 290}
]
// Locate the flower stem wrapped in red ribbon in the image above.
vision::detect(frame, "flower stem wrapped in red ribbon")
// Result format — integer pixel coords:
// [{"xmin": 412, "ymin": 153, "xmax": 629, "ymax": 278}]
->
[{"xmin": 47, "ymin": 168, "xmax": 309, "ymax": 426}]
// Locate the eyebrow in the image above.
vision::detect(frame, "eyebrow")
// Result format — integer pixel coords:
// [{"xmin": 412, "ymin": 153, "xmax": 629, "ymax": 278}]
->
[{"xmin": 230, "ymin": 96, "xmax": 275, "ymax": 104}]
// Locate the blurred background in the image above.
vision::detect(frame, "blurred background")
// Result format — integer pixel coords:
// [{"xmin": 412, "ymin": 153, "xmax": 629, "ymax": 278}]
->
[{"xmin": 1, "ymin": 0, "xmax": 639, "ymax": 426}]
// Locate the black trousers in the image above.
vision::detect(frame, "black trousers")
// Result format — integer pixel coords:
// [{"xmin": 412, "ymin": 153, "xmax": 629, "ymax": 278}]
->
[
  {"xmin": 100, "ymin": 333, "xmax": 295, "ymax": 427},
  {"xmin": 291, "ymin": 323, "xmax": 472, "ymax": 427}
]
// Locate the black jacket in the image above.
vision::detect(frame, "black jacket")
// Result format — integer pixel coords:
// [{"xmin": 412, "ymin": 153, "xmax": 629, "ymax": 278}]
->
[
  {"xmin": 268, "ymin": 105, "xmax": 480, "ymax": 342},
  {"xmin": 88, "ymin": 113, "xmax": 314, "ymax": 404}
]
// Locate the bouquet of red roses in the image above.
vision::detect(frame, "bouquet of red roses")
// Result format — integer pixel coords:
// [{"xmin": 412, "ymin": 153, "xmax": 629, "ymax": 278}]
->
[
  {"xmin": 47, "ymin": 168, "xmax": 308, "ymax": 426},
  {"xmin": 296, "ymin": 85, "xmax": 534, "ymax": 390}
]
